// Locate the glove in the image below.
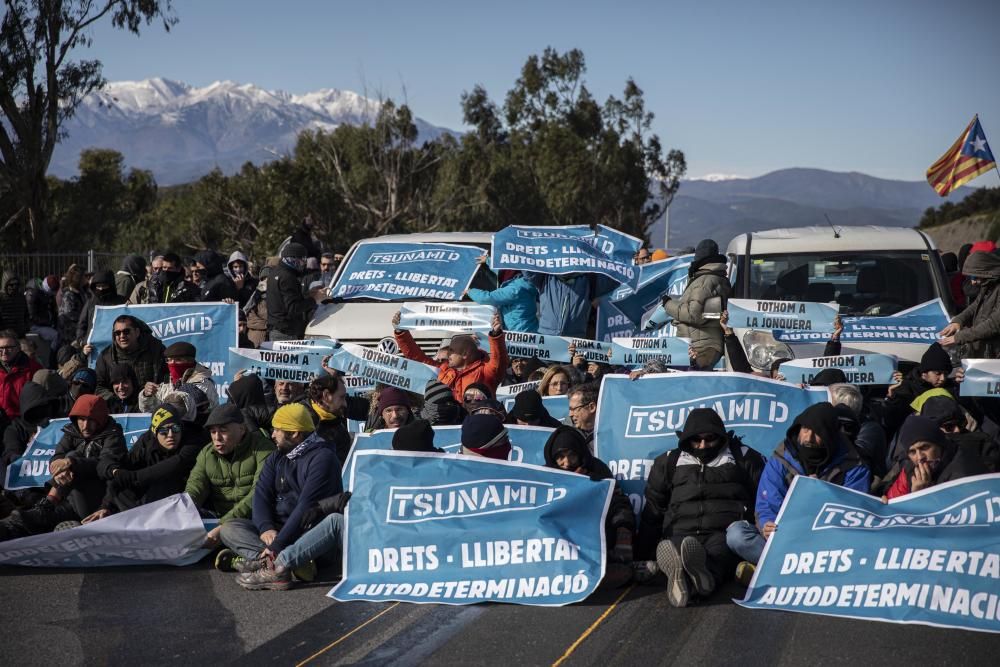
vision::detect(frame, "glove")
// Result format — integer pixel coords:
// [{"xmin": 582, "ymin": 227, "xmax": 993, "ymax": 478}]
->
[
  {"xmin": 114, "ymin": 469, "xmax": 138, "ymax": 487},
  {"xmin": 320, "ymin": 491, "xmax": 352, "ymax": 515},
  {"xmin": 660, "ymin": 294, "xmax": 672, "ymax": 306},
  {"xmin": 299, "ymin": 503, "xmax": 325, "ymax": 531}
]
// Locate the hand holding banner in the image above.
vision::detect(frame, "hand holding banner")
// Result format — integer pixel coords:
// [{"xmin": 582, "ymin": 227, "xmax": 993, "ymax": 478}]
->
[
  {"xmin": 397, "ymin": 302, "xmax": 496, "ymax": 333},
  {"xmin": 728, "ymin": 298, "xmax": 838, "ymax": 333},
  {"xmin": 774, "ymin": 299, "xmax": 950, "ymax": 344},
  {"xmin": 779, "ymin": 353, "xmax": 897, "ymax": 385}
]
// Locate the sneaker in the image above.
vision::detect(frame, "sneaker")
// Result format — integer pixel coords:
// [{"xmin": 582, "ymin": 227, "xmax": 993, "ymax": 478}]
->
[
  {"xmin": 655, "ymin": 540, "xmax": 689, "ymax": 608},
  {"xmin": 214, "ymin": 549, "xmax": 267, "ymax": 573},
  {"xmin": 292, "ymin": 560, "xmax": 317, "ymax": 582},
  {"xmin": 631, "ymin": 559, "xmax": 660, "ymax": 584},
  {"xmin": 679, "ymin": 536, "xmax": 715, "ymax": 597},
  {"xmin": 53, "ymin": 520, "xmax": 82, "ymax": 532},
  {"xmin": 237, "ymin": 564, "xmax": 293, "ymax": 591},
  {"xmin": 735, "ymin": 561, "xmax": 756, "ymax": 587}
]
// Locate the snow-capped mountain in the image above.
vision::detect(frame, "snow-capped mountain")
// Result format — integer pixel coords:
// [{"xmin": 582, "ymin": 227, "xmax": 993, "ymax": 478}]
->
[{"xmin": 51, "ymin": 78, "xmax": 456, "ymax": 185}]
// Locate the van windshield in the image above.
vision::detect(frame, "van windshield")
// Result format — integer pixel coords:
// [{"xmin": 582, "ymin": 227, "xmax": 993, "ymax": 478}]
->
[{"xmin": 743, "ymin": 251, "xmax": 938, "ymax": 316}]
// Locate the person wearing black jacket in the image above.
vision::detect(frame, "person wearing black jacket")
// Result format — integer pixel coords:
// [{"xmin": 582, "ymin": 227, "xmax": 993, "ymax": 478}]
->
[
  {"xmin": 76, "ymin": 270, "xmax": 127, "ymax": 344},
  {"xmin": 193, "ymin": 250, "xmax": 238, "ymax": 302},
  {"xmin": 92, "ymin": 315, "xmax": 168, "ymax": 402},
  {"xmin": 147, "ymin": 253, "xmax": 200, "ymax": 304},
  {"xmin": 267, "ymin": 243, "xmax": 317, "ymax": 340},
  {"xmin": 506, "ymin": 389, "xmax": 562, "ymax": 428},
  {"xmin": 884, "ymin": 343, "xmax": 961, "ymax": 438},
  {"xmin": 227, "ymin": 373, "xmax": 273, "ymax": 433},
  {"xmin": 638, "ymin": 408, "xmax": 765, "ymax": 608},
  {"xmin": 1, "ymin": 382, "xmax": 60, "ymax": 500},
  {"xmin": 305, "ymin": 373, "xmax": 369, "ymax": 464},
  {"xmin": 106, "ymin": 363, "xmax": 141, "ymax": 413}
]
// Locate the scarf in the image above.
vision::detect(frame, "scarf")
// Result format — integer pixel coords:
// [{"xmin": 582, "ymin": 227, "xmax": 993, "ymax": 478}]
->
[
  {"xmin": 311, "ymin": 400, "xmax": 338, "ymax": 422},
  {"xmin": 168, "ymin": 361, "xmax": 195, "ymax": 385}
]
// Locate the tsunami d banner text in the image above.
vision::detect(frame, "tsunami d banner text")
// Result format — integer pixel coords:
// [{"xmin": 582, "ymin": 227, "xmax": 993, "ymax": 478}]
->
[
  {"xmin": 0, "ymin": 494, "xmax": 208, "ymax": 567},
  {"xmin": 594, "ymin": 373, "xmax": 828, "ymax": 515},
  {"xmin": 227, "ymin": 346, "xmax": 326, "ymax": 384},
  {"xmin": 397, "ymin": 302, "xmax": 496, "ymax": 333},
  {"xmin": 738, "ymin": 475, "xmax": 1000, "ymax": 634},
  {"xmin": 331, "ymin": 242, "xmax": 484, "ymax": 301},
  {"xmin": 330, "ymin": 451, "xmax": 612, "ymax": 606},
  {"xmin": 5, "ymin": 414, "xmax": 152, "ymax": 491},
  {"xmin": 778, "ymin": 353, "xmax": 897, "ymax": 385},
  {"xmin": 88, "ymin": 302, "xmax": 238, "ymax": 399},
  {"xmin": 774, "ymin": 299, "xmax": 950, "ymax": 344},
  {"xmin": 327, "ymin": 341, "xmax": 438, "ymax": 393},
  {"xmin": 728, "ymin": 298, "xmax": 838, "ymax": 333},
  {"xmin": 960, "ymin": 359, "xmax": 1000, "ymax": 397},
  {"xmin": 491, "ymin": 225, "xmax": 639, "ymax": 289}
]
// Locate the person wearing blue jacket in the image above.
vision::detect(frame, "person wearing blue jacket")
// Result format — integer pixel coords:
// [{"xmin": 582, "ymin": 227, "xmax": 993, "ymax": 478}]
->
[
  {"xmin": 725, "ymin": 402, "xmax": 870, "ymax": 579},
  {"xmin": 527, "ymin": 272, "xmax": 616, "ymax": 337},
  {"xmin": 466, "ymin": 264, "xmax": 539, "ymax": 333},
  {"xmin": 216, "ymin": 403, "xmax": 341, "ymax": 583}
]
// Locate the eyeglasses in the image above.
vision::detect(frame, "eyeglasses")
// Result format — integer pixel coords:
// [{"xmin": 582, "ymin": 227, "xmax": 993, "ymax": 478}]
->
[
  {"xmin": 112, "ymin": 328, "xmax": 134, "ymax": 338},
  {"xmin": 690, "ymin": 434, "xmax": 721, "ymax": 445},
  {"xmin": 0, "ymin": 345, "xmax": 19, "ymax": 352},
  {"xmin": 568, "ymin": 402, "xmax": 594, "ymax": 412},
  {"xmin": 156, "ymin": 424, "xmax": 182, "ymax": 435}
]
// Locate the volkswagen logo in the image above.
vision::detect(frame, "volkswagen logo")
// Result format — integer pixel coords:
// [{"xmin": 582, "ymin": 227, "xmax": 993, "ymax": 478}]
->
[{"xmin": 378, "ymin": 337, "xmax": 399, "ymax": 355}]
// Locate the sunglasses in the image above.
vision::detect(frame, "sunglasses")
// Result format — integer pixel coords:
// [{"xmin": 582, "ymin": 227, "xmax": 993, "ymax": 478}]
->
[
  {"xmin": 112, "ymin": 328, "xmax": 134, "ymax": 338},
  {"xmin": 156, "ymin": 424, "xmax": 182, "ymax": 435},
  {"xmin": 690, "ymin": 434, "xmax": 721, "ymax": 444}
]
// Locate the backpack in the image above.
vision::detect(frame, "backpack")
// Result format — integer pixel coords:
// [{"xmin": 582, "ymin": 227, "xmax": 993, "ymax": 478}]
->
[{"xmin": 661, "ymin": 431, "xmax": 750, "ymax": 485}]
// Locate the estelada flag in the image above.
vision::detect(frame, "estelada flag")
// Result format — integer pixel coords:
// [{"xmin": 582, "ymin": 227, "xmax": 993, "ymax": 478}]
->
[{"xmin": 926, "ymin": 115, "xmax": 996, "ymax": 196}]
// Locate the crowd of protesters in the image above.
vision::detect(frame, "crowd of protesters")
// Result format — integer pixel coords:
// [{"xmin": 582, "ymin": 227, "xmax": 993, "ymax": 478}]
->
[{"xmin": 0, "ymin": 227, "xmax": 997, "ymax": 604}]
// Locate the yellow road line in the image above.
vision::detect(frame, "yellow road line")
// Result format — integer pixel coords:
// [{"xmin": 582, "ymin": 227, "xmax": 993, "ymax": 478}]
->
[
  {"xmin": 296, "ymin": 602, "xmax": 401, "ymax": 667},
  {"xmin": 552, "ymin": 584, "xmax": 634, "ymax": 667}
]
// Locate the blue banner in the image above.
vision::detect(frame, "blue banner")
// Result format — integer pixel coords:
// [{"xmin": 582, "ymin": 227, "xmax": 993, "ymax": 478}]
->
[
  {"xmin": 88, "ymin": 302, "xmax": 238, "ymax": 399},
  {"xmin": 778, "ymin": 353, "xmax": 897, "ymax": 385},
  {"xmin": 398, "ymin": 303, "xmax": 495, "ymax": 333},
  {"xmin": 774, "ymin": 299, "xmax": 951, "ymax": 344},
  {"xmin": 609, "ymin": 254, "xmax": 693, "ymax": 325},
  {"xmin": 609, "ymin": 336, "xmax": 690, "ymax": 367},
  {"xmin": 4, "ymin": 414, "xmax": 152, "ymax": 491},
  {"xmin": 739, "ymin": 475, "xmax": 1000, "ymax": 634},
  {"xmin": 331, "ymin": 242, "xmax": 483, "ymax": 301},
  {"xmin": 227, "ymin": 346, "xmax": 326, "ymax": 384},
  {"xmin": 501, "ymin": 395, "xmax": 569, "ymax": 421},
  {"xmin": 594, "ymin": 373, "xmax": 829, "ymax": 515},
  {"xmin": 477, "ymin": 331, "xmax": 571, "ymax": 364},
  {"xmin": 330, "ymin": 451, "xmax": 613, "ymax": 606},
  {"xmin": 327, "ymin": 342, "xmax": 438, "ymax": 393},
  {"xmin": 728, "ymin": 298, "xmax": 838, "ymax": 333},
  {"xmin": 588, "ymin": 224, "xmax": 643, "ymax": 262},
  {"xmin": 491, "ymin": 225, "xmax": 639, "ymax": 290},
  {"xmin": 960, "ymin": 359, "xmax": 1000, "ymax": 397},
  {"xmin": 349, "ymin": 424, "xmax": 554, "ymax": 467}
]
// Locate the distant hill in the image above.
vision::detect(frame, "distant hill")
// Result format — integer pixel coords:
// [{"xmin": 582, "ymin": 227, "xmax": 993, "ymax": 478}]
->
[{"xmin": 921, "ymin": 212, "xmax": 1000, "ymax": 254}]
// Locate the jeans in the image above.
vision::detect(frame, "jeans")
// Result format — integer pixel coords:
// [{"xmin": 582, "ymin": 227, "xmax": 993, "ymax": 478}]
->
[
  {"xmin": 276, "ymin": 513, "xmax": 343, "ymax": 569},
  {"xmin": 726, "ymin": 520, "xmax": 766, "ymax": 565},
  {"xmin": 219, "ymin": 518, "xmax": 267, "ymax": 559}
]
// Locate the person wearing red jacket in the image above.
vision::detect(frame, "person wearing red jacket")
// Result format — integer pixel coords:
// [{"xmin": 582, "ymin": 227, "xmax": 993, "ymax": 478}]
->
[
  {"xmin": 0, "ymin": 328, "xmax": 42, "ymax": 424},
  {"xmin": 391, "ymin": 309, "xmax": 508, "ymax": 402}
]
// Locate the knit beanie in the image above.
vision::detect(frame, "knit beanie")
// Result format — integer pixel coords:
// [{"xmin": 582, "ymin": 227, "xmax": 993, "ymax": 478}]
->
[
  {"xmin": 377, "ymin": 387, "xmax": 412, "ymax": 414},
  {"xmin": 150, "ymin": 404, "xmax": 182, "ymax": 433},
  {"xmin": 392, "ymin": 419, "xmax": 443, "ymax": 453},
  {"xmin": 509, "ymin": 390, "xmax": 548, "ymax": 422},
  {"xmin": 272, "ymin": 403, "xmax": 315, "ymax": 433},
  {"xmin": 898, "ymin": 414, "xmax": 948, "ymax": 451},
  {"xmin": 918, "ymin": 343, "xmax": 952, "ymax": 374},
  {"xmin": 460, "ymin": 414, "xmax": 510, "ymax": 460},
  {"xmin": 281, "ymin": 243, "xmax": 308, "ymax": 259},
  {"xmin": 72, "ymin": 367, "xmax": 98, "ymax": 388}
]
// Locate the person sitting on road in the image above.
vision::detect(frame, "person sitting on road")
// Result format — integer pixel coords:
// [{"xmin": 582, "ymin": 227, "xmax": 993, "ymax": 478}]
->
[
  {"xmin": 638, "ymin": 408, "xmax": 765, "ymax": 607},
  {"xmin": 884, "ymin": 414, "xmax": 987, "ymax": 500},
  {"xmin": 392, "ymin": 309, "xmax": 508, "ymax": 402},
  {"xmin": 305, "ymin": 373, "xmax": 370, "ymax": 464},
  {"xmin": 139, "ymin": 341, "xmax": 218, "ymax": 414},
  {"xmin": 267, "ymin": 378, "xmax": 306, "ymax": 412},
  {"xmin": 462, "ymin": 382, "xmax": 493, "ymax": 412},
  {"xmin": 505, "ymin": 389, "xmax": 562, "ymax": 428},
  {"xmin": 460, "ymin": 413, "xmax": 511, "ymax": 459},
  {"xmin": 216, "ymin": 403, "xmax": 341, "ymax": 583},
  {"xmin": 884, "ymin": 343, "xmax": 961, "ymax": 437},
  {"xmin": 828, "ymin": 382, "xmax": 887, "ymax": 485},
  {"xmin": 185, "ymin": 404, "xmax": 276, "ymax": 551},
  {"xmin": 917, "ymin": 395, "xmax": 1000, "ymax": 474},
  {"xmin": 69, "ymin": 367, "xmax": 97, "ymax": 402},
  {"xmin": 92, "ymin": 315, "xmax": 168, "ymax": 402},
  {"xmin": 726, "ymin": 402, "xmax": 870, "ymax": 581}
]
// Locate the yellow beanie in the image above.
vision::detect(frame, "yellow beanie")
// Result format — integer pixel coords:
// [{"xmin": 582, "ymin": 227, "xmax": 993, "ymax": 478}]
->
[{"xmin": 271, "ymin": 403, "xmax": 315, "ymax": 433}]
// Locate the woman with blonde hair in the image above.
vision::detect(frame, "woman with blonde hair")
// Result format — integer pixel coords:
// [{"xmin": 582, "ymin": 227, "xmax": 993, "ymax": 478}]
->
[{"xmin": 537, "ymin": 364, "xmax": 581, "ymax": 397}]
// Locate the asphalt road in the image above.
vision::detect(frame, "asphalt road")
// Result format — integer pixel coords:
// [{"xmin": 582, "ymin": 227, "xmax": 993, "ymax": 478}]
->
[{"xmin": 3, "ymin": 561, "xmax": 997, "ymax": 666}]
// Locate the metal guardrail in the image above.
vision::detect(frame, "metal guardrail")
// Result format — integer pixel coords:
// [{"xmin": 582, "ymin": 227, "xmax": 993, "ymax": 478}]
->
[{"xmin": 0, "ymin": 251, "xmax": 139, "ymax": 281}]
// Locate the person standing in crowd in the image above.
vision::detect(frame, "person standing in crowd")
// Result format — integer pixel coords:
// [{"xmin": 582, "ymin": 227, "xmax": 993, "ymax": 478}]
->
[
  {"xmin": 661, "ymin": 239, "xmax": 730, "ymax": 369},
  {"xmin": 267, "ymin": 243, "xmax": 317, "ymax": 341},
  {"xmin": 319, "ymin": 252, "xmax": 339, "ymax": 287},
  {"xmin": 884, "ymin": 414, "xmax": 987, "ymax": 500},
  {"xmin": 244, "ymin": 265, "xmax": 270, "ymax": 348},
  {"xmin": 466, "ymin": 257, "xmax": 540, "ymax": 333},
  {"xmin": 638, "ymin": 409, "xmax": 764, "ymax": 607},
  {"xmin": 0, "ymin": 329, "xmax": 43, "ymax": 425},
  {"xmin": 115, "ymin": 255, "xmax": 146, "ymax": 303},
  {"xmin": 0, "ymin": 272, "xmax": 29, "ymax": 339},
  {"xmin": 393, "ymin": 310, "xmax": 508, "ymax": 402},
  {"xmin": 76, "ymin": 270, "xmax": 126, "ymax": 344},
  {"xmin": 57, "ymin": 264, "xmax": 87, "ymax": 346},
  {"xmin": 138, "ymin": 341, "xmax": 218, "ymax": 414},
  {"xmin": 192, "ymin": 250, "xmax": 238, "ymax": 302},
  {"xmin": 939, "ymin": 249, "xmax": 1000, "ymax": 358},
  {"xmin": 127, "ymin": 255, "xmax": 164, "ymax": 304},
  {"xmin": 227, "ymin": 251, "xmax": 258, "ymax": 307},
  {"xmin": 527, "ymin": 272, "xmax": 616, "ymax": 338},
  {"xmin": 91, "ymin": 315, "xmax": 168, "ymax": 401},
  {"xmin": 147, "ymin": 253, "xmax": 199, "ymax": 304},
  {"xmin": 26, "ymin": 275, "xmax": 60, "ymax": 359}
]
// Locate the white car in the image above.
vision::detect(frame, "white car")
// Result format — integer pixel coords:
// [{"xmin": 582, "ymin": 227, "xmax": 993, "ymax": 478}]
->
[
  {"xmin": 726, "ymin": 225, "xmax": 955, "ymax": 370},
  {"xmin": 305, "ymin": 232, "xmax": 495, "ymax": 355}
]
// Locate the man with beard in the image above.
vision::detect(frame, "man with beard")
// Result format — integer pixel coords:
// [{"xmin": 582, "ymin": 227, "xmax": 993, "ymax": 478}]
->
[
  {"xmin": 305, "ymin": 373, "xmax": 370, "ymax": 464},
  {"xmin": 885, "ymin": 414, "xmax": 988, "ymax": 499}
]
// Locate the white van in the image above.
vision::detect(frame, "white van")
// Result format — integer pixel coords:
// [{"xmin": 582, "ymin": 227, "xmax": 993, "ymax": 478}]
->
[
  {"xmin": 305, "ymin": 232, "xmax": 495, "ymax": 354},
  {"xmin": 726, "ymin": 225, "xmax": 954, "ymax": 370}
]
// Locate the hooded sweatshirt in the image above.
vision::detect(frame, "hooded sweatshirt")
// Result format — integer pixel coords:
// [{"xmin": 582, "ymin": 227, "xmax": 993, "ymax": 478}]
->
[
  {"xmin": 51, "ymin": 396, "xmax": 126, "ymax": 518},
  {"xmin": 195, "ymin": 250, "xmax": 238, "ymax": 302},
  {"xmin": 1, "ymin": 382, "xmax": 55, "ymax": 477},
  {"xmin": 77, "ymin": 270, "xmax": 127, "ymax": 343},
  {"xmin": 115, "ymin": 255, "xmax": 146, "ymax": 301},
  {"xmin": 106, "ymin": 363, "xmax": 140, "ymax": 413},
  {"xmin": 952, "ymin": 250, "xmax": 1000, "ymax": 357},
  {"xmin": 0, "ymin": 271, "xmax": 30, "ymax": 337},
  {"xmin": 226, "ymin": 251, "xmax": 258, "ymax": 307},
  {"xmin": 227, "ymin": 373, "xmax": 273, "ymax": 433},
  {"xmin": 886, "ymin": 415, "xmax": 988, "ymax": 499}
]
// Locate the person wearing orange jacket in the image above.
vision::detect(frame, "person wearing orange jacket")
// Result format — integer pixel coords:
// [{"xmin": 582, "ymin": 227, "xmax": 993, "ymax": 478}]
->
[{"xmin": 391, "ymin": 309, "xmax": 508, "ymax": 402}]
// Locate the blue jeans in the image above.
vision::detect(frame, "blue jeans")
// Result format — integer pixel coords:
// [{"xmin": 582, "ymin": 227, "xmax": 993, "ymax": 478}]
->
[
  {"xmin": 276, "ymin": 513, "xmax": 343, "ymax": 569},
  {"xmin": 726, "ymin": 520, "xmax": 766, "ymax": 565}
]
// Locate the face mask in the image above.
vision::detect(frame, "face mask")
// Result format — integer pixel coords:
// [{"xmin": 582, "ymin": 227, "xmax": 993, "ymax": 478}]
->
[
  {"xmin": 691, "ymin": 442, "xmax": 724, "ymax": 462},
  {"xmin": 798, "ymin": 444, "xmax": 829, "ymax": 472},
  {"xmin": 963, "ymin": 280, "xmax": 980, "ymax": 301}
]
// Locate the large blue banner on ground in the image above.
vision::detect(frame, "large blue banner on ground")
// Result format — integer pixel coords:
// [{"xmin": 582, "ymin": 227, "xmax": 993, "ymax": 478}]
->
[
  {"xmin": 227, "ymin": 347, "xmax": 326, "ymax": 384},
  {"xmin": 0, "ymin": 494, "xmax": 208, "ymax": 567},
  {"xmin": 4, "ymin": 414, "xmax": 152, "ymax": 491},
  {"xmin": 739, "ymin": 475, "xmax": 1000, "ymax": 634},
  {"xmin": 88, "ymin": 302, "xmax": 238, "ymax": 399},
  {"xmin": 330, "ymin": 451, "xmax": 612, "ymax": 606},
  {"xmin": 609, "ymin": 254, "xmax": 693, "ymax": 325},
  {"xmin": 774, "ymin": 299, "xmax": 950, "ymax": 344},
  {"xmin": 331, "ymin": 242, "xmax": 483, "ymax": 301},
  {"xmin": 778, "ymin": 353, "xmax": 897, "ymax": 385},
  {"xmin": 594, "ymin": 373, "xmax": 829, "ymax": 514},
  {"xmin": 491, "ymin": 225, "xmax": 640, "ymax": 290}
]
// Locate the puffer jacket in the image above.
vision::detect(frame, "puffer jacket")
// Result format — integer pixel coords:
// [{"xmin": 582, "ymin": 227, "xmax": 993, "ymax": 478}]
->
[
  {"xmin": 138, "ymin": 363, "xmax": 219, "ymax": 413},
  {"xmin": 184, "ymin": 429, "xmax": 275, "ymax": 522},
  {"xmin": 51, "ymin": 397, "xmax": 126, "ymax": 518},
  {"xmin": 395, "ymin": 329, "xmax": 508, "ymax": 402},
  {"xmin": 663, "ymin": 259, "xmax": 730, "ymax": 356},
  {"xmin": 102, "ymin": 424, "xmax": 203, "ymax": 513},
  {"xmin": 94, "ymin": 319, "xmax": 168, "ymax": 401},
  {"xmin": 0, "ymin": 351, "xmax": 43, "ymax": 421},
  {"xmin": 467, "ymin": 273, "xmax": 539, "ymax": 333},
  {"xmin": 952, "ymin": 251, "xmax": 1000, "ymax": 358},
  {"xmin": 194, "ymin": 250, "xmax": 238, "ymax": 303},
  {"xmin": 57, "ymin": 287, "xmax": 86, "ymax": 343}
]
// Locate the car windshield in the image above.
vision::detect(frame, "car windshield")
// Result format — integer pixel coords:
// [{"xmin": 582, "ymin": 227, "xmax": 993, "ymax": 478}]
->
[{"xmin": 743, "ymin": 251, "xmax": 938, "ymax": 316}]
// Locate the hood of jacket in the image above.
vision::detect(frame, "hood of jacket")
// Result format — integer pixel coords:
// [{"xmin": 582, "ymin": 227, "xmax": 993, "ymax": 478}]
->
[
  {"xmin": 121, "ymin": 254, "xmax": 146, "ymax": 279},
  {"xmin": 2, "ymin": 270, "xmax": 20, "ymax": 290},
  {"xmin": 19, "ymin": 381, "xmax": 53, "ymax": 423},
  {"xmin": 963, "ymin": 250, "xmax": 1000, "ymax": 280},
  {"xmin": 194, "ymin": 250, "xmax": 225, "ymax": 278},
  {"xmin": 543, "ymin": 425, "xmax": 594, "ymax": 470},
  {"xmin": 691, "ymin": 259, "xmax": 728, "ymax": 279},
  {"xmin": 228, "ymin": 251, "xmax": 249, "ymax": 270},
  {"xmin": 784, "ymin": 402, "xmax": 843, "ymax": 473},
  {"xmin": 228, "ymin": 373, "xmax": 266, "ymax": 408}
]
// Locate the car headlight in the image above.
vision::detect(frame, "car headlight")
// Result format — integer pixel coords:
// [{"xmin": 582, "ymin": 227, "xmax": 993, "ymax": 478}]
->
[{"xmin": 742, "ymin": 330, "xmax": 794, "ymax": 371}]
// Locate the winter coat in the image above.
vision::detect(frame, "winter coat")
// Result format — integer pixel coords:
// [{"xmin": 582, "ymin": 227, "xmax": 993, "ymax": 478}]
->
[
  {"xmin": 528, "ymin": 273, "xmax": 615, "ymax": 337},
  {"xmin": 227, "ymin": 251, "xmax": 258, "ymax": 307},
  {"xmin": 885, "ymin": 438, "xmax": 987, "ymax": 499},
  {"xmin": 252, "ymin": 432, "xmax": 343, "ymax": 554},
  {"xmin": 77, "ymin": 291, "xmax": 127, "ymax": 343},
  {"xmin": 1, "ymin": 382, "xmax": 53, "ymax": 482},
  {"xmin": 0, "ymin": 352, "xmax": 43, "ymax": 421},
  {"xmin": 396, "ymin": 329, "xmax": 508, "ymax": 402},
  {"xmin": 57, "ymin": 287, "xmax": 86, "ymax": 343},
  {"xmin": 639, "ymin": 434, "xmax": 764, "ymax": 555},
  {"xmin": 102, "ymin": 426, "xmax": 202, "ymax": 513},
  {"xmin": 94, "ymin": 322, "xmax": 168, "ymax": 402},
  {"xmin": 194, "ymin": 250, "xmax": 238, "ymax": 302},
  {"xmin": 184, "ymin": 429, "xmax": 276, "ymax": 522},
  {"xmin": 51, "ymin": 414, "xmax": 126, "ymax": 518},
  {"xmin": 467, "ymin": 274, "xmax": 539, "ymax": 333},
  {"xmin": 244, "ymin": 287, "xmax": 268, "ymax": 347},
  {"xmin": 883, "ymin": 367, "xmax": 960, "ymax": 437},
  {"xmin": 147, "ymin": 271, "xmax": 200, "ymax": 304},
  {"xmin": 115, "ymin": 255, "xmax": 146, "ymax": 302},
  {"xmin": 227, "ymin": 373, "xmax": 273, "ymax": 433},
  {"xmin": 305, "ymin": 397, "xmax": 371, "ymax": 465},
  {"xmin": 0, "ymin": 272, "xmax": 30, "ymax": 337},
  {"xmin": 952, "ymin": 281, "xmax": 1000, "ymax": 358},
  {"xmin": 266, "ymin": 261, "xmax": 315, "ymax": 338},
  {"xmin": 138, "ymin": 363, "xmax": 219, "ymax": 413},
  {"xmin": 25, "ymin": 282, "xmax": 58, "ymax": 328},
  {"xmin": 663, "ymin": 260, "xmax": 730, "ymax": 356}
]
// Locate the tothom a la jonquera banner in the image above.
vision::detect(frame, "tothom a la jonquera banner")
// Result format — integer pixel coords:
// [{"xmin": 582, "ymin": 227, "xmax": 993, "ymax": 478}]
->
[
  {"xmin": 739, "ymin": 475, "xmax": 1000, "ymax": 634},
  {"xmin": 330, "ymin": 451, "xmax": 612, "ymax": 606},
  {"xmin": 326, "ymin": 341, "xmax": 438, "ymax": 393},
  {"xmin": 227, "ymin": 346, "xmax": 327, "ymax": 384},
  {"xmin": 397, "ymin": 302, "xmax": 496, "ymax": 333},
  {"xmin": 778, "ymin": 353, "xmax": 897, "ymax": 386},
  {"xmin": 727, "ymin": 298, "xmax": 838, "ymax": 333},
  {"xmin": 594, "ymin": 373, "xmax": 829, "ymax": 516},
  {"xmin": 331, "ymin": 242, "xmax": 484, "ymax": 301},
  {"xmin": 960, "ymin": 359, "xmax": 1000, "ymax": 397}
]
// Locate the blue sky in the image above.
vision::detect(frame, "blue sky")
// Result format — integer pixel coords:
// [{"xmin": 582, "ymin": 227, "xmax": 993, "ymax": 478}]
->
[{"xmin": 87, "ymin": 0, "xmax": 1000, "ymax": 183}]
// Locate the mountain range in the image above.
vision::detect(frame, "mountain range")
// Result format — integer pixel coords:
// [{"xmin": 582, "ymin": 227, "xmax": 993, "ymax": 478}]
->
[{"xmin": 51, "ymin": 78, "xmax": 972, "ymax": 246}]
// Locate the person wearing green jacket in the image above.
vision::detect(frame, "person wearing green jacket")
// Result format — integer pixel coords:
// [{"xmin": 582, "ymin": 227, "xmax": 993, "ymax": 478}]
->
[{"xmin": 185, "ymin": 403, "xmax": 275, "ymax": 549}]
